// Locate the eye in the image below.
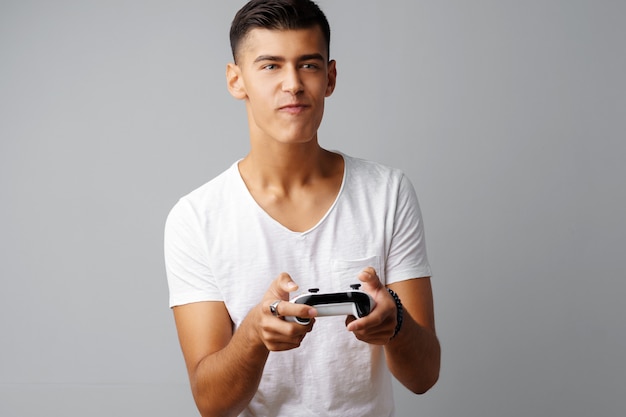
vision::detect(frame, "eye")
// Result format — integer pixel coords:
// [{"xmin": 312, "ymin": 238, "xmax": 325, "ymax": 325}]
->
[
  {"xmin": 302, "ymin": 63, "xmax": 320, "ymax": 70},
  {"xmin": 262, "ymin": 64, "xmax": 278, "ymax": 70}
]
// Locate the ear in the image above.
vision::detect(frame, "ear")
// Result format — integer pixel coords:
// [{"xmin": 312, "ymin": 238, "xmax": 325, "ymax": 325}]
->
[
  {"xmin": 325, "ymin": 59, "xmax": 337, "ymax": 97},
  {"xmin": 226, "ymin": 63, "xmax": 247, "ymax": 100}
]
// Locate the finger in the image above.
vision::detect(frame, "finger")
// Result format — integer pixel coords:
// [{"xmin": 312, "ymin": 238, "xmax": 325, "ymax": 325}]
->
[
  {"xmin": 346, "ymin": 314, "xmax": 395, "ymax": 344},
  {"xmin": 346, "ymin": 297, "xmax": 395, "ymax": 332},
  {"xmin": 266, "ymin": 299, "xmax": 317, "ymax": 321},
  {"xmin": 261, "ymin": 318, "xmax": 315, "ymax": 350},
  {"xmin": 351, "ymin": 328, "xmax": 394, "ymax": 345},
  {"xmin": 357, "ymin": 267, "xmax": 383, "ymax": 292},
  {"xmin": 264, "ymin": 328, "xmax": 312, "ymax": 351},
  {"xmin": 347, "ymin": 311, "xmax": 392, "ymax": 332},
  {"xmin": 278, "ymin": 302, "xmax": 318, "ymax": 321},
  {"xmin": 271, "ymin": 273, "xmax": 299, "ymax": 300},
  {"xmin": 264, "ymin": 318, "xmax": 314, "ymax": 338},
  {"xmin": 262, "ymin": 331, "xmax": 306, "ymax": 351}
]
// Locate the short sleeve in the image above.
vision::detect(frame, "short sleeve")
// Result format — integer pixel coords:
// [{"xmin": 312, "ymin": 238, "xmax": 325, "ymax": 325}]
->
[
  {"xmin": 164, "ymin": 198, "xmax": 222, "ymax": 307},
  {"xmin": 385, "ymin": 174, "xmax": 432, "ymax": 284}
]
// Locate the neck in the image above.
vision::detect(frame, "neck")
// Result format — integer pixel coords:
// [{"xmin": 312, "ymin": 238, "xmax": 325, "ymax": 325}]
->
[{"xmin": 239, "ymin": 142, "xmax": 339, "ymax": 193}]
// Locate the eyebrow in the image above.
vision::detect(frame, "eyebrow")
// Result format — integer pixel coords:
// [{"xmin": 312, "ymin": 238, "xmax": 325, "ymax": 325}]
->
[{"xmin": 253, "ymin": 53, "xmax": 326, "ymax": 64}]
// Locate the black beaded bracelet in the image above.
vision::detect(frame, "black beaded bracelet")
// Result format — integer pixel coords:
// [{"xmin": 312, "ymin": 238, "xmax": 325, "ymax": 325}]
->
[{"xmin": 387, "ymin": 288, "xmax": 403, "ymax": 339}]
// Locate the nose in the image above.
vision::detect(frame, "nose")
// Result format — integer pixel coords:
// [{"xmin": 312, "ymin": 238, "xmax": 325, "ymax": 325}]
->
[{"xmin": 282, "ymin": 66, "xmax": 303, "ymax": 95}]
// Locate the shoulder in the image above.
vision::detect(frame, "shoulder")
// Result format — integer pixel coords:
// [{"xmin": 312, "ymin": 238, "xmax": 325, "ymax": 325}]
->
[
  {"xmin": 184, "ymin": 161, "xmax": 240, "ymax": 205},
  {"xmin": 342, "ymin": 153, "xmax": 399, "ymax": 173},
  {"xmin": 165, "ymin": 161, "xmax": 242, "ymax": 228},
  {"xmin": 172, "ymin": 161, "xmax": 240, "ymax": 209},
  {"xmin": 341, "ymin": 153, "xmax": 411, "ymax": 192}
]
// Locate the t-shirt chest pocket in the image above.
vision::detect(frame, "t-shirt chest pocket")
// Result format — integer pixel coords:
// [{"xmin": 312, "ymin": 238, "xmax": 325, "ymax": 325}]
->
[{"xmin": 330, "ymin": 256, "xmax": 383, "ymax": 288}]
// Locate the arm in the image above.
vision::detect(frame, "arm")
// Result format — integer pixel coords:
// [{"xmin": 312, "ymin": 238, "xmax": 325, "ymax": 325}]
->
[
  {"xmin": 385, "ymin": 276, "xmax": 440, "ymax": 393},
  {"xmin": 174, "ymin": 301, "xmax": 266, "ymax": 417},
  {"xmin": 173, "ymin": 274, "xmax": 317, "ymax": 417},
  {"xmin": 346, "ymin": 268, "xmax": 440, "ymax": 394}
]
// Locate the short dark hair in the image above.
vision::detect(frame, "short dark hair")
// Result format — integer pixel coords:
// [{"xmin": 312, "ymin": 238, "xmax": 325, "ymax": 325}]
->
[{"xmin": 230, "ymin": 0, "xmax": 331, "ymax": 63}]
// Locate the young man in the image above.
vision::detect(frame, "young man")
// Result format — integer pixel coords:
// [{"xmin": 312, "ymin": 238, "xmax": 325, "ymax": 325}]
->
[{"xmin": 164, "ymin": 1, "xmax": 440, "ymax": 416}]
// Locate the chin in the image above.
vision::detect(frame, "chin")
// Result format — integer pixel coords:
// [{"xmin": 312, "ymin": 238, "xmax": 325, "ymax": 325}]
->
[{"xmin": 273, "ymin": 129, "xmax": 318, "ymax": 145}]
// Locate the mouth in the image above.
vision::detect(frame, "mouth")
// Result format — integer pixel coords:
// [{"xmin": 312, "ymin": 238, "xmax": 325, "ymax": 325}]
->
[{"xmin": 278, "ymin": 103, "xmax": 310, "ymax": 115}]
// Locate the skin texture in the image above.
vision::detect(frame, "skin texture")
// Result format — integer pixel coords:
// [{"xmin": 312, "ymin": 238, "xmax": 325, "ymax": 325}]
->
[{"xmin": 173, "ymin": 26, "xmax": 440, "ymax": 417}]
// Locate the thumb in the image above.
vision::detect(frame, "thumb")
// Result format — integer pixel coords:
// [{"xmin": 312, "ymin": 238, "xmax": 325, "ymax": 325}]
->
[
  {"xmin": 272, "ymin": 272, "xmax": 299, "ymax": 300},
  {"xmin": 357, "ymin": 267, "xmax": 383, "ymax": 292}
]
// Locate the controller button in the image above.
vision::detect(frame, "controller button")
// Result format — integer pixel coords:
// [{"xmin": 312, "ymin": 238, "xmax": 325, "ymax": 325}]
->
[
  {"xmin": 350, "ymin": 284, "xmax": 361, "ymax": 290},
  {"xmin": 308, "ymin": 288, "xmax": 320, "ymax": 293}
]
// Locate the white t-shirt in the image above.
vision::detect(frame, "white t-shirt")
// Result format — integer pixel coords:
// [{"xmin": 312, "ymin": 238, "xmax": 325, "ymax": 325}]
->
[{"xmin": 165, "ymin": 153, "xmax": 431, "ymax": 417}]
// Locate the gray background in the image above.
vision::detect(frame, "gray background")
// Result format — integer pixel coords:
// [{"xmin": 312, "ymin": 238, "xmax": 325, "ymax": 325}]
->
[{"xmin": 1, "ymin": 0, "xmax": 624, "ymax": 416}]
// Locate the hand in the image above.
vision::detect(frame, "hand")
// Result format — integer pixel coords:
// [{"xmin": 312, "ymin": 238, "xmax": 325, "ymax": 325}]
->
[
  {"xmin": 253, "ymin": 273, "xmax": 317, "ymax": 352},
  {"xmin": 345, "ymin": 267, "xmax": 397, "ymax": 345}
]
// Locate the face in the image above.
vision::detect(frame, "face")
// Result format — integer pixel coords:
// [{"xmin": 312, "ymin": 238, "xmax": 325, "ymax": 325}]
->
[{"xmin": 227, "ymin": 27, "xmax": 336, "ymax": 146}]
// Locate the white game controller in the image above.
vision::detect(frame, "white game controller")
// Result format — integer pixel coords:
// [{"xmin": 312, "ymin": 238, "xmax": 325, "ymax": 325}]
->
[{"xmin": 285, "ymin": 284, "xmax": 376, "ymax": 325}]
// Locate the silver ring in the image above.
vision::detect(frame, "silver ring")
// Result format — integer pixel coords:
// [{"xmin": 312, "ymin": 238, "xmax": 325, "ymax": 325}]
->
[{"xmin": 269, "ymin": 300, "xmax": 281, "ymax": 317}]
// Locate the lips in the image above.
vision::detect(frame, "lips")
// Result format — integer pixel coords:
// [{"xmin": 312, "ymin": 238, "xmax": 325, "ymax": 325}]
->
[{"xmin": 278, "ymin": 103, "xmax": 310, "ymax": 114}]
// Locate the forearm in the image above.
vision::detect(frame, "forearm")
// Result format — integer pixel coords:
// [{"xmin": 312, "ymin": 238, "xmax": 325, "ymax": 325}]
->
[
  {"xmin": 175, "ymin": 276, "xmax": 314, "ymax": 416},
  {"xmin": 384, "ymin": 310, "xmax": 441, "ymax": 394},
  {"xmin": 191, "ymin": 315, "xmax": 270, "ymax": 417}
]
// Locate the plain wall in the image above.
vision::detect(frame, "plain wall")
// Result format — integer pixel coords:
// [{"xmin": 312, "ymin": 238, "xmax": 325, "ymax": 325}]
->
[{"xmin": 1, "ymin": 1, "xmax": 624, "ymax": 416}]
